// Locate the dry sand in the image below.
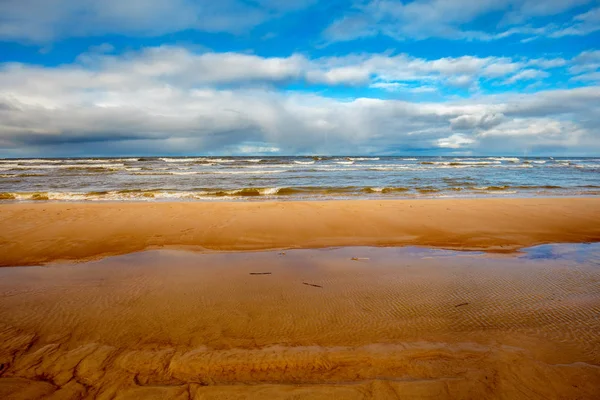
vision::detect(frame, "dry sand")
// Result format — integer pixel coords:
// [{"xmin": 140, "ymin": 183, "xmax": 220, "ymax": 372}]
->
[
  {"xmin": 0, "ymin": 246, "xmax": 599, "ymax": 399},
  {"xmin": 1, "ymin": 197, "xmax": 600, "ymax": 267}
]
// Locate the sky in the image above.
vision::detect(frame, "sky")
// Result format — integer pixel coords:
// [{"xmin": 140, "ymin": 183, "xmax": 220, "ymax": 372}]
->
[{"xmin": 1, "ymin": 0, "xmax": 600, "ymax": 157}]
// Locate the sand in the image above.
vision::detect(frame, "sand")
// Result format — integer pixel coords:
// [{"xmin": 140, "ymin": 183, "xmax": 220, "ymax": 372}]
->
[
  {"xmin": 1, "ymin": 246, "xmax": 600, "ymax": 399},
  {"xmin": 1, "ymin": 198, "xmax": 600, "ymax": 267},
  {"xmin": 1, "ymin": 198, "xmax": 600, "ymax": 399}
]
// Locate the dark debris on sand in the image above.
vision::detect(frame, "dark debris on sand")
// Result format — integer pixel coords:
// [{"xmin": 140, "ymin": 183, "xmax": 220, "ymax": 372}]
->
[{"xmin": 303, "ymin": 282, "xmax": 323, "ymax": 288}]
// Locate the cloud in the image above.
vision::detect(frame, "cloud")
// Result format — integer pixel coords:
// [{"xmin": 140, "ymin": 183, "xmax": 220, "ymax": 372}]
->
[
  {"xmin": 571, "ymin": 71, "xmax": 600, "ymax": 81},
  {"xmin": 569, "ymin": 50, "xmax": 600, "ymax": 74},
  {"xmin": 503, "ymin": 69, "xmax": 550, "ymax": 84},
  {"xmin": 0, "ymin": 0, "xmax": 317, "ymax": 42},
  {"xmin": 324, "ymin": 0, "xmax": 598, "ymax": 43},
  {"xmin": 450, "ymin": 113, "xmax": 506, "ymax": 130},
  {"xmin": 549, "ymin": 6, "xmax": 600, "ymax": 37},
  {"xmin": 437, "ymin": 134, "xmax": 476, "ymax": 149},
  {"xmin": 3, "ymin": 46, "xmax": 570, "ymax": 99},
  {"xmin": 1, "ymin": 47, "xmax": 599, "ymax": 156}
]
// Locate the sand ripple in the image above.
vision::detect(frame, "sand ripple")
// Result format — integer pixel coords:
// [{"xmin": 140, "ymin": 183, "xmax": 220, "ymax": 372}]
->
[{"xmin": 0, "ymin": 245, "xmax": 600, "ymax": 398}]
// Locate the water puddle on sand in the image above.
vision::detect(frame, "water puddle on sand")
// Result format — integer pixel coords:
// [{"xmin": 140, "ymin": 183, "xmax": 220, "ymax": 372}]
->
[{"xmin": 1, "ymin": 244, "xmax": 599, "ymax": 399}]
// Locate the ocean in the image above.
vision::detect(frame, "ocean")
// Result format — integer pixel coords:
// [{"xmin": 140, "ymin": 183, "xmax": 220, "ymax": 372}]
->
[{"xmin": 1, "ymin": 156, "xmax": 599, "ymax": 201}]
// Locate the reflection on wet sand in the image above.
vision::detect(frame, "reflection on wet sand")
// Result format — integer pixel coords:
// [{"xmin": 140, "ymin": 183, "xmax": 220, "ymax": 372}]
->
[{"xmin": 1, "ymin": 245, "xmax": 600, "ymax": 399}]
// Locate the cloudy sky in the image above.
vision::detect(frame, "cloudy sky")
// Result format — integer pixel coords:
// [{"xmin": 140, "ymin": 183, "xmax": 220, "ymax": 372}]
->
[{"xmin": 1, "ymin": 0, "xmax": 600, "ymax": 156}]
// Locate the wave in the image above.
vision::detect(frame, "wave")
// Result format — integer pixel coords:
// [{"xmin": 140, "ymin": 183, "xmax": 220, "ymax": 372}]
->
[
  {"xmin": 159, "ymin": 157, "xmax": 208, "ymax": 163},
  {"xmin": 417, "ymin": 188, "xmax": 440, "ymax": 194},
  {"xmin": 1, "ymin": 183, "xmax": 594, "ymax": 202},
  {"xmin": 474, "ymin": 186, "xmax": 511, "ymax": 191},
  {"xmin": 348, "ymin": 157, "xmax": 380, "ymax": 161},
  {"xmin": 134, "ymin": 169, "xmax": 288, "ymax": 176},
  {"xmin": 159, "ymin": 157, "xmax": 238, "ymax": 164},
  {"xmin": 419, "ymin": 161, "xmax": 500, "ymax": 167},
  {"xmin": 0, "ymin": 159, "xmax": 62, "ymax": 164},
  {"xmin": 487, "ymin": 157, "xmax": 520, "ymax": 162},
  {"xmin": 293, "ymin": 161, "xmax": 315, "ymax": 165},
  {"xmin": 210, "ymin": 170, "xmax": 286, "ymax": 175},
  {"xmin": 523, "ymin": 160, "xmax": 546, "ymax": 164},
  {"xmin": 0, "ymin": 163, "xmax": 125, "ymax": 170},
  {"xmin": 362, "ymin": 187, "xmax": 409, "ymax": 193}
]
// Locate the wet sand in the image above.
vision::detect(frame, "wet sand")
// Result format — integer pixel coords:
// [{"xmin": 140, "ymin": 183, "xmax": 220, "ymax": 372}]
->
[
  {"xmin": 1, "ymin": 245, "xmax": 600, "ymax": 399},
  {"xmin": 1, "ymin": 198, "xmax": 600, "ymax": 267}
]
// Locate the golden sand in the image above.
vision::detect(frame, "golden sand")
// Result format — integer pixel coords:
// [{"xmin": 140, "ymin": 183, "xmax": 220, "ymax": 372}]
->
[
  {"xmin": 1, "ymin": 198, "xmax": 600, "ymax": 267},
  {"xmin": 1, "ymin": 246, "xmax": 599, "ymax": 399}
]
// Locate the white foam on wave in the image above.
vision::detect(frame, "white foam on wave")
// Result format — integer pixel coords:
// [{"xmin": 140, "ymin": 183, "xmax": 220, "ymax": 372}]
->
[
  {"xmin": 0, "ymin": 159, "xmax": 62, "ymax": 164},
  {"xmin": 369, "ymin": 166, "xmax": 424, "ymax": 171},
  {"xmin": 294, "ymin": 161, "xmax": 315, "ymax": 165},
  {"xmin": 310, "ymin": 167, "xmax": 361, "ymax": 172},
  {"xmin": 491, "ymin": 164, "xmax": 532, "ymax": 169},
  {"xmin": 261, "ymin": 187, "xmax": 280, "ymax": 195},
  {"xmin": 348, "ymin": 157, "xmax": 380, "ymax": 161},
  {"xmin": 208, "ymin": 170, "xmax": 285, "ymax": 175},
  {"xmin": 335, "ymin": 161, "xmax": 355, "ymax": 165},
  {"xmin": 65, "ymin": 158, "xmax": 138, "ymax": 163},
  {"xmin": 0, "ymin": 163, "xmax": 125, "ymax": 170},
  {"xmin": 159, "ymin": 157, "xmax": 208, "ymax": 163},
  {"xmin": 210, "ymin": 158, "xmax": 236, "ymax": 163},
  {"xmin": 456, "ymin": 161, "xmax": 501, "ymax": 165},
  {"xmin": 487, "ymin": 157, "xmax": 520, "ymax": 162},
  {"xmin": 426, "ymin": 161, "xmax": 500, "ymax": 166},
  {"xmin": 370, "ymin": 167, "xmax": 394, "ymax": 171}
]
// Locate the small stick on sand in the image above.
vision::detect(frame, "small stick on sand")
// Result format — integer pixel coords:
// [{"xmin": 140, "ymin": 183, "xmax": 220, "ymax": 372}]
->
[
  {"xmin": 250, "ymin": 272, "xmax": 272, "ymax": 275},
  {"xmin": 455, "ymin": 302, "xmax": 469, "ymax": 307},
  {"xmin": 303, "ymin": 282, "xmax": 323, "ymax": 288},
  {"xmin": 351, "ymin": 257, "xmax": 370, "ymax": 261}
]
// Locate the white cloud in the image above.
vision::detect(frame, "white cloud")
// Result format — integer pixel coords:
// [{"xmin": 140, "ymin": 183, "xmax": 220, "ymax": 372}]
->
[
  {"xmin": 549, "ymin": 6, "xmax": 600, "ymax": 37},
  {"xmin": 3, "ymin": 46, "xmax": 570, "ymax": 100},
  {"xmin": 437, "ymin": 134, "xmax": 476, "ymax": 148},
  {"xmin": 571, "ymin": 71, "xmax": 600, "ymax": 81},
  {"xmin": 0, "ymin": 47, "xmax": 599, "ymax": 156},
  {"xmin": 569, "ymin": 50, "xmax": 600, "ymax": 74},
  {"xmin": 527, "ymin": 58, "xmax": 568, "ymax": 69},
  {"xmin": 503, "ymin": 69, "xmax": 550, "ymax": 84},
  {"xmin": 324, "ymin": 0, "xmax": 598, "ymax": 42}
]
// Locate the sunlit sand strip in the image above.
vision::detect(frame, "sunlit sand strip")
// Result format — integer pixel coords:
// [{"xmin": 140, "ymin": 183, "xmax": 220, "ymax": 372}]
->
[{"xmin": 1, "ymin": 197, "xmax": 600, "ymax": 267}]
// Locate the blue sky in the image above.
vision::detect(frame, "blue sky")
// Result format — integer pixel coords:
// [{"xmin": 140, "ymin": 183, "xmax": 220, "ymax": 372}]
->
[{"xmin": 1, "ymin": 0, "xmax": 600, "ymax": 156}]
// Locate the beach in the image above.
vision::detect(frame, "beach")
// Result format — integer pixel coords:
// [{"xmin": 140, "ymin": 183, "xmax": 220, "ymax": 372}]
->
[
  {"xmin": 1, "ymin": 198, "xmax": 600, "ymax": 267},
  {"xmin": 1, "ymin": 198, "xmax": 600, "ymax": 399}
]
